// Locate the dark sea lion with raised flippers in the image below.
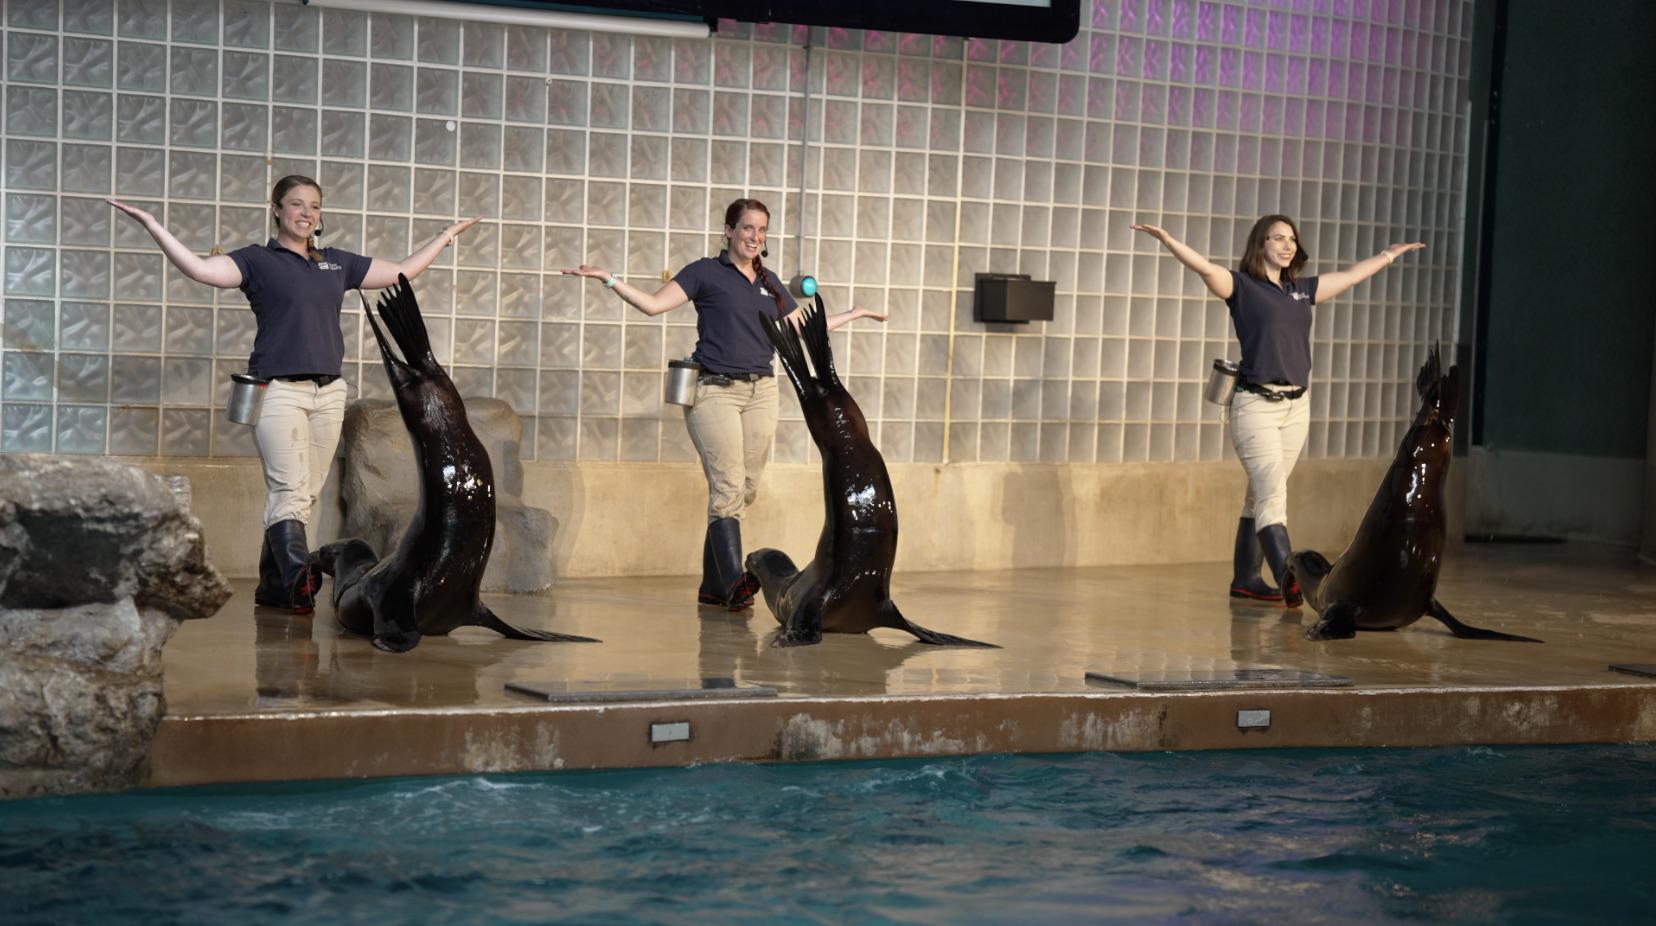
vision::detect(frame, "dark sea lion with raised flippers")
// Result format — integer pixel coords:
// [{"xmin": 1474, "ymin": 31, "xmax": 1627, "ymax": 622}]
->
[
  {"xmin": 746, "ymin": 296, "xmax": 996, "ymax": 648},
  {"xmin": 1289, "ymin": 348, "xmax": 1540, "ymax": 643},
  {"xmin": 313, "ymin": 276, "xmax": 598, "ymax": 652}
]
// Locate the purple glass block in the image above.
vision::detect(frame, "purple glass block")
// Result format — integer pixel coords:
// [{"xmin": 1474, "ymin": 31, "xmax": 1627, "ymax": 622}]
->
[
  {"xmin": 1242, "ymin": 50, "xmax": 1263, "ymax": 90},
  {"xmin": 1286, "ymin": 56, "xmax": 1307, "ymax": 94},
  {"xmin": 1350, "ymin": 0, "xmax": 1369, "ymax": 20},
  {"xmin": 1308, "ymin": 58, "xmax": 1327, "ymax": 96},
  {"xmin": 1327, "ymin": 59, "xmax": 1346, "ymax": 98},
  {"xmin": 897, "ymin": 59, "xmax": 927, "ymax": 101},
  {"xmin": 1332, "ymin": 0, "xmax": 1352, "ymax": 17},
  {"xmin": 1087, "ymin": 76, "xmax": 1112, "ymax": 119},
  {"xmin": 1221, "ymin": 4, "xmax": 1242, "ymax": 44},
  {"xmin": 1348, "ymin": 61, "xmax": 1366, "ymax": 102},
  {"xmin": 1363, "ymin": 104, "xmax": 1381, "ymax": 143},
  {"xmin": 1289, "ymin": 13, "xmax": 1310, "ymax": 53},
  {"xmin": 1311, "ymin": 15, "xmax": 1331, "ymax": 56},
  {"xmin": 1061, "ymin": 37, "xmax": 1086, "ymax": 72},
  {"xmin": 1058, "ymin": 73, "xmax": 1086, "ymax": 116},
  {"xmin": 1030, "ymin": 42, "xmax": 1059, "ymax": 69},
  {"xmin": 896, "ymin": 33, "xmax": 927, "ymax": 56},
  {"xmin": 1283, "ymin": 97, "xmax": 1305, "ymax": 135},
  {"xmin": 865, "ymin": 56, "xmax": 895, "ymax": 99},
  {"xmin": 1351, "ymin": 22, "xmax": 1369, "ymax": 62},
  {"xmin": 1192, "ymin": 87, "xmax": 1214, "ymax": 126},
  {"xmin": 1213, "ymin": 132, "xmax": 1235, "ymax": 171},
  {"xmin": 1239, "ymin": 92, "xmax": 1261, "ymax": 132},
  {"xmin": 1089, "ymin": 33, "xmax": 1114, "ymax": 74},
  {"xmin": 1138, "ymin": 126, "xmax": 1163, "ymax": 165},
  {"xmin": 1382, "ymin": 66, "xmax": 1399, "ymax": 105},
  {"xmin": 1092, "ymin": 0, "xmax": 1113, "ymax": 29},
  {"xmin": 1172, "ymin": 0, "xmax": 1196, "ymax": 38},
  {"xmin": 1168, "ymin": 85, "xmax": 1191, "ymax": 125},
  {"xmin": 1236, "ymin": 135, "xmax": 1258, "ymax": 173},
  {"xmin": 999, "ymin": 69, "xmax": 1027, "ymax": 110},
  {"xmin": 1143, "ymin": 39, "xmax": 1166, "ymax": 80},
  {"xmin": 999, "ymin": 40, "xmax": 1029, "ymax": 66},
  {"xmin": 1368, "ymin": 22, "xmax": 1386, "ymax": 64},
  {"xmin": 825, "ymin": 28, "xmax": 856, "ymax": 51},
  {"xmin": 1331, "ymin": 20, "xmax": 1350, "ymax": 58},
  {"xmin": 966, "ymin": 37, "xmax": 995, "ymax": 63},
  {"xmin": 1115, "ymin": 80, "xmax": 1140, "ymax": 121},
  {"xmin": 1196, "ymin": 1, "xmax": 1219, "ymax": 42},
  {"xmin": 1189, "ymin": 130, "xmax": 1213, "ymax": 169},
  {"xmin": 1367, "ymin": 65, "xmax": 1385, "ymax": 104},
  {"xmin": 826, "ymin": 53, "xmax": 857, "ymax": 96},
  {"xmin": 1141, "ymin": 83, "xmax": 1167, "ymax": 124},
  {"xmin": 864, "ymin": 30, "xmax": 895, "ymax": 54},
  {"xmin": 1244, "ymin": 9, "xmax": 1266, "ymax": 50},
  {"xmin": 1379, "ymin": 107, "xmax": 1397, "ymax": 147},
  {"xmin": 1215, "ymin": 88, "xmax": 1238, "ymax": 130},
  {"xmin": 1218, "ymin": 47, "xmax": 1239, "ymax": 88},
  {"xmin": 1383, "ymin": 25, "xmax": 1402, "ymax": 65},
  {"xmin": 1325, "ymin": 102, "xmax": 1344, "ymax": 140},
  {"xmin": 1116, "ymin": 37, "xmax": 1139, "ymax": 77},
  {"xmin": 1029, "ymin": 71, "xmax": 1056, "ymax": 112},
  {"xmin": 965, "ymin": 66, "xmax": 995, "ymax": 108},
  {"xmin": 1119, "ymin": 0, "xmax": 1143, "ymax": 33},
  {"xmin": 1169, "ymin": 42, "xmax": 1192, "ymax": 83},
  {"xmin": 1305, "ymin": 99, "xmax": 1324, "ymax": 137},
  {"xmin": 1194, "ymin": 44, "xmax": 1216, "ymax": 84},
  {"xmin": 1262, "ymin": 96, "xmax": 1284, "ymax": 134},
  {"xmin": 1147, "ymin": 0, "xmax": 1169, "ymax": 35},
  {"xmin": 1264, "ymin": 53, "xmax": 1286, "ymax": 93}
]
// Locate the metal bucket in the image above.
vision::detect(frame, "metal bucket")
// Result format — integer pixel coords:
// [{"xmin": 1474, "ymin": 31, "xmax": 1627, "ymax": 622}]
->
[
  {"xmin": 664, "ymin": 359, "xmax": 701, "ymax": 407},
  {"xmin": 1203, "ymin": 359, "xmax": 1239, "ymax": 406},
  {"xmin": 227, "ymin": 372, "xmax": 267, "ymax": 425}
]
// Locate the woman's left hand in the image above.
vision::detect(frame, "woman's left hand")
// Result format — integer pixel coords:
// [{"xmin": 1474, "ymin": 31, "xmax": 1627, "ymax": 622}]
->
[
  {"xmin": 444, "ymin": 217, "xmax": 481, "ymax": 241},
  {"xmin": 1383, "ymin": 242, "xmax": 1426, "ymax": 261},
  {"xmin": 850, "ymin": 306, "xmax": 888, "ymax": 323}
]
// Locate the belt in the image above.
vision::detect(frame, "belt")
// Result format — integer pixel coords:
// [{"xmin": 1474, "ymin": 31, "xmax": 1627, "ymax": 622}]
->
[
  {"xmin": 699, "ymin": 371, "xmax": 772, "ymax": 385},
  {"xmin": 275, "ymin": 374, "xmax": 340, "ymax": 387},
  {"xmin": 1238, "ymin": 378, "xmax": 1306, "ymax": 402}
]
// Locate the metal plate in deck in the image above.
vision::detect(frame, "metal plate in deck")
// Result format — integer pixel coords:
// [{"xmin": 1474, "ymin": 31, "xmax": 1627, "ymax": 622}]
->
[
  {"xmin": 506, "ymin": 677, "xmax": 779, "ymax": 704},
  {"xmin": 1085, "ymin": 666, "xmax": 1354, "ymax": 691}
]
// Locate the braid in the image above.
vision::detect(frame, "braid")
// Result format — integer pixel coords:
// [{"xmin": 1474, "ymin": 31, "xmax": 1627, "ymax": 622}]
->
[{"xmin": 751, "ymin": 252, "xmax": 787, "ymax": 314}]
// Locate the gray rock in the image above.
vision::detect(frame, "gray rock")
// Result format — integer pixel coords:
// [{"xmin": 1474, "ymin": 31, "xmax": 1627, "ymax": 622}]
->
[
  {"xmin": 339, "ymin": 398, "xmax": 557, "ymax": 593},
  {"xmin": 0, "ymin": 456, "xmax": 231, "ymax": 799}
]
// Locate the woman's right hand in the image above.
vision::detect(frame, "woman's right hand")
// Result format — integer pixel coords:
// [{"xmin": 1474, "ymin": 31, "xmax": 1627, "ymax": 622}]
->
[{"xmin": 107, "ymin": 198, "xmax": 156, "ymax": 226}]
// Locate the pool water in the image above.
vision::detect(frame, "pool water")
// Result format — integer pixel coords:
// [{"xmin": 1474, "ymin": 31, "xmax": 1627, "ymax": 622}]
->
[{"xmin": 3, "ymin": 745, "xmax": 1653, "ymax": 925}]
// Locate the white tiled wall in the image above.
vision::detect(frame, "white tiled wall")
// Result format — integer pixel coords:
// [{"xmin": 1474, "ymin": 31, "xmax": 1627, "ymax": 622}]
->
[{"xmin": 0, "ymin": 0, "xmax": 1470, "ymax": 463}]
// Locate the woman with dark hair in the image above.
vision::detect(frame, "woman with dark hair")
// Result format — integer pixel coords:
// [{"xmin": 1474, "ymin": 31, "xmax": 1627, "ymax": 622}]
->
[
  {"xmin": 109, "ymin": 177, "xmax": 477, "ymax": 614},
  {"xmin": 566, "ymin": 198, "xmax": 885, "ymax": 610},
  {"xmin": 1133, "ymin": 215, "xmax": 1424, "ymax": 605}
]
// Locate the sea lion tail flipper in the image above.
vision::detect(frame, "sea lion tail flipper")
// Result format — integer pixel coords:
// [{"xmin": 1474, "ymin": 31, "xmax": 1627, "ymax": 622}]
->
[
  {"xmin": 1426, "ymin": 599, "xmax": 1542, "ymax": 643},
  {"xmin": 477, "ymin": 605, "xmax": 601, "ymax": 644},
  {"xmin": 759, "ymin": 307, "xmax": 816, "ymax": 397},
  {"xmin": 369, "ymin": 586, "xmax": 421, "ymax": 654},
  {"xmin": 883, "ymin": 601, "xmax": 999, "ymax": 648},
  {"xmin": 1305, "ymin": 600, "xmax": 1358, "ymax": 641},
  {"xmin": 799, "ymin": 293, "xmax": 841, "ymax": 388},
  {"xmin": 371, "ymin": 274, "xmax": 440, "ymax": 373}
]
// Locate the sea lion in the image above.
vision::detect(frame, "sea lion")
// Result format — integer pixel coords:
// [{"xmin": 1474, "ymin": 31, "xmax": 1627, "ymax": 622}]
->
[
  {"xmin": 746, "ymin": 296, "xmax": 996, "ymax": 648},
  {"xmin": 313, "ymin": 276, "xmax": 598, "ymax": 653},
  {"xmin": 1289, "ymin": 348, "xmax": 1540, "ymax": 643}
]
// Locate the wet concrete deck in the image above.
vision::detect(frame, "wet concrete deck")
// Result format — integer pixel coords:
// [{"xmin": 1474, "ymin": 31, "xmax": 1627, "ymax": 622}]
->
[{"xmin": 148, "ymin": 543, "xmax": 1656, "ymax": 787}]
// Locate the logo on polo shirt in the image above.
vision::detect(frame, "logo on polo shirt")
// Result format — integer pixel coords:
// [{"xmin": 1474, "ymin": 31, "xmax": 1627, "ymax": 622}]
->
[
  {"xmin": 315, "ymin": 260, "xmax": 343, "ymax": 271},
  {"xmin": 1291, "ymin": 291, "xmax": 1310, "ymax": 302}
]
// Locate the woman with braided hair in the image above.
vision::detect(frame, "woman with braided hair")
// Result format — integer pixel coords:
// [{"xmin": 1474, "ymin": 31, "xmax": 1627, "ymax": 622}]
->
[{"xmin": 567, "ymin": 198, "xmax": 885, "ymax": 610}]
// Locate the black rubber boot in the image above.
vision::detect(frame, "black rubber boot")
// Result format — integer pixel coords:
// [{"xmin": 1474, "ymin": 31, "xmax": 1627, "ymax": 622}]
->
[
  {"xmin": 1256, "ymin": 523, "xmax": 1303, "ymax": 608},
  {"xmin": 253, "ymin": 534, "xmax": 285, "ymax": 607},
  {"xmin": 698, "ymin": 517, "xmax": 757, "ymax": 610},
  {"xmin": 255, "ymin": 519, "xmax": 318, "ymax": 614},
  {"xmin": 1229, "ymin": 517, "xmax": 1281, "ymax": 601}
]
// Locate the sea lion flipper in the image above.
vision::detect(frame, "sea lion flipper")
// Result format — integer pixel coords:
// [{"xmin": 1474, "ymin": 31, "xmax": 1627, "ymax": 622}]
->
[
  {"xmin": 1305, "ymin": 601, "xmax": 1359, "ymax": 641},
  {"xmin": 798, "ymin": 294, "xmax": 841, "ymax": 388},
  {"xmin": 1426, "ymin": 599, "xmax": 1542, "ymax": 643},
  {"xmin": 475, "ymin": 605, "xmax": 601, "ymax": 644},
  {"xmin": 771, "ymin": 599, "xmax": 824, "ymax": 647},
  {"xmin": 882, "ymin": 601, "xmax": 998, "ymax": 648},
  {"xmin": 759, "ymin": 309, "xmax": 816, "ymax": 398},
  {"xmin": 369, "ymin": 584, "xmax": 421, "ymax": 654}
]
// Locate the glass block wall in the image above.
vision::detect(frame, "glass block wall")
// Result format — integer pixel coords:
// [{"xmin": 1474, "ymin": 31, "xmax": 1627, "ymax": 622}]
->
[{"xmin": 0, "ymin": 0, "xmax": 1471, "ymax": 464}]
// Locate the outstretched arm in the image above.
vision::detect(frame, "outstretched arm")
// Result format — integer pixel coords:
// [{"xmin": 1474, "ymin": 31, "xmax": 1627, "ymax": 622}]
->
[
  {"xmin": 1131, "ymin": 223, "xmax": 1233, "ymax": 300},
  {"xmin": 1315, "ymin": 242, "xmax": 1426, "ymax": 303},
  {"xmin": 563, "ymin": 264, "xmax": 688, "ymax": 317},
  {"xmin": 360, "ymin": 217, "xmax": 481, "ymax": 289},
  {"xmin": 107, "ymin": 199, "xmax": 242, "ymax": 289},
  {"xmin": 786, "ymin": 305, "xmax": 887, "ymax": 333}
]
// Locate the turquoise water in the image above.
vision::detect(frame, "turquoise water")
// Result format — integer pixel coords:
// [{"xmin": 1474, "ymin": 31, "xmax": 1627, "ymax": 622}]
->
[{"xmin": 3, "ymin": 745, "xmax": 1653, "ymax": 925}]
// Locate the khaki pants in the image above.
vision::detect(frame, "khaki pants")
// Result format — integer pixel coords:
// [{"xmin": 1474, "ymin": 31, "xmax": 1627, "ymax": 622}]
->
[
  {"xmin": 1229, "ymin": 389, "xmax": 1311, "ymax": 530},
  {"xmin": 253, "ymin": 378, "xmax": 348, "ymax": 527},
  {"xmin": 684, "ymin": 376, "xmax": 779, "ymax": 522}
]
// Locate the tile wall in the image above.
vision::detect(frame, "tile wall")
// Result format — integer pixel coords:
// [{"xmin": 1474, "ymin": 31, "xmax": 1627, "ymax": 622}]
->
[{"xmin": 0, "ymin": 0, "xmax": 1471, "ymax": 464}]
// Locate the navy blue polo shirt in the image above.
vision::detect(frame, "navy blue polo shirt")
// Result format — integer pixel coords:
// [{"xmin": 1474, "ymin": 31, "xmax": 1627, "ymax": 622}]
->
[
  {"xmin": 1224, "ymin": 270, "xmax": 1319, "ymax": 387},
  {"xmin": 228, "ymin": 240, "xmax": 372, "ymax": 379},
  {"xmin": 674, "ymin": 251, "xmax": 797, "ymax": 375}
]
